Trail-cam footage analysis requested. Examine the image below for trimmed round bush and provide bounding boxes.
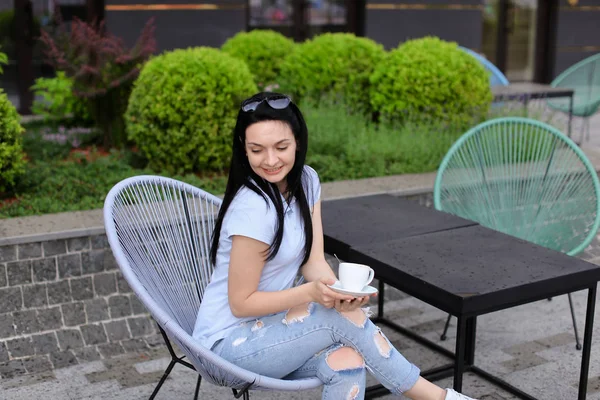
[126,47,257,173]
[369,36,493,126]
[279,33,385,113]
[0,89,26,192]
[221,29,296,89]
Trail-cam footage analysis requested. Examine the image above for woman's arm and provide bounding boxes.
[228,232,354,318]
[301,200,337,282]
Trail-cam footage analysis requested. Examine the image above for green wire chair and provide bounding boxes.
[547,53,600,143]
[434,117,600,349]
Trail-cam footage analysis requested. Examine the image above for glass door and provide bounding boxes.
[505,0,538,81]
[481,0,539,82]
[1,0,57,112]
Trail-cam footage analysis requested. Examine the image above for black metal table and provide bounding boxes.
[491,83,575,138]
[322,195,600,400]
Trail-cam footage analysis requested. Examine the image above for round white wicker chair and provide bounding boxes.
[103,175,322,399]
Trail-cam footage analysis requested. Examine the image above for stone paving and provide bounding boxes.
[2,234,600,400]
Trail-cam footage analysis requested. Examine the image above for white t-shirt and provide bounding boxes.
[192,165,321,349]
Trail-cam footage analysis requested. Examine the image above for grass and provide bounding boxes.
[302,101,464,182]
[1,99,566,218]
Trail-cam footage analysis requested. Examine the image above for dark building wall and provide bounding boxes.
[553,0,600,78]
[104,0,246,51]
[104,0,486,53]
[363,0,484,50]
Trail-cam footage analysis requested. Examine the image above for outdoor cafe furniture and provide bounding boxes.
[459,46,509,88]
[491,83,575,137]
[434,117,600,349]
[104,176,322,400]
[322,194,600,400]
[547,53,600,143]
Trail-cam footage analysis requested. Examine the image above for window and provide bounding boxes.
[249,0,293,27]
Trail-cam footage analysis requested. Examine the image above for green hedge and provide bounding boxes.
[279,33,385,113]
[0,90,26,192]
[370,36,492,126]
[126,47,257,174]
[221,29,296,89]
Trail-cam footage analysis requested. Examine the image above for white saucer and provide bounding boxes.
[327,281,379,297]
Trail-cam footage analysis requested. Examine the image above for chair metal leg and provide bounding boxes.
[151,323,200,399]
[568,293,582,350]
[232,386,251,399]
[585,118,591,142]
[194,375,201,400]
[579,117,587,144]
[440,314,452,341]
[149,359,177,400]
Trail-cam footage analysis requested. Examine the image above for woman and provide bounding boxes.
[193,92,477,400]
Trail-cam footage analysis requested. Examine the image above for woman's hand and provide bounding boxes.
[334,296,372,313]
[309,277,354,308]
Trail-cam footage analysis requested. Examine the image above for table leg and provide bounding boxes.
[454,316,467,392]
[568,94,574,139]
[578,284,597,400]
[465,317,477,366]
[377,280,385,318]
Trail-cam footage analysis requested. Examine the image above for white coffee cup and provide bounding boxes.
[338,262,375,292]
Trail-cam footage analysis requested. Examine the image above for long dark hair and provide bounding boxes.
[209,92,313,266]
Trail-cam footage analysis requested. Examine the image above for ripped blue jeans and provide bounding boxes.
[212,302,420,399]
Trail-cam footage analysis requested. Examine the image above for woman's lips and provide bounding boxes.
[262,166,283,175]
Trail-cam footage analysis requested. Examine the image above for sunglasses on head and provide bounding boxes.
[241,95,292,112]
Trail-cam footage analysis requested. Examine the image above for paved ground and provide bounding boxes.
[0,271,599,400]
[2,98,599,399]
[2,232,600,400]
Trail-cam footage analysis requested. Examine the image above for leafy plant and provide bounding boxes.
[369,36,493,127]
[126,47,257,174]
[31,71,92,124]
[279,33,385,113]
[0,89,27,193]
[39,10,156,148]
[0,151,227,218]
[221,29,296,89]
[0,46,7,74]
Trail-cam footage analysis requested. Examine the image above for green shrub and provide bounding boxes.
[221,29,296,89]
[279,33,385,113]
[31,71,92,124]
[0,89,26,192]
[1,151,227,218]
[0,48,6,74]
[126,47,257,173]
[370,36,492,127]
